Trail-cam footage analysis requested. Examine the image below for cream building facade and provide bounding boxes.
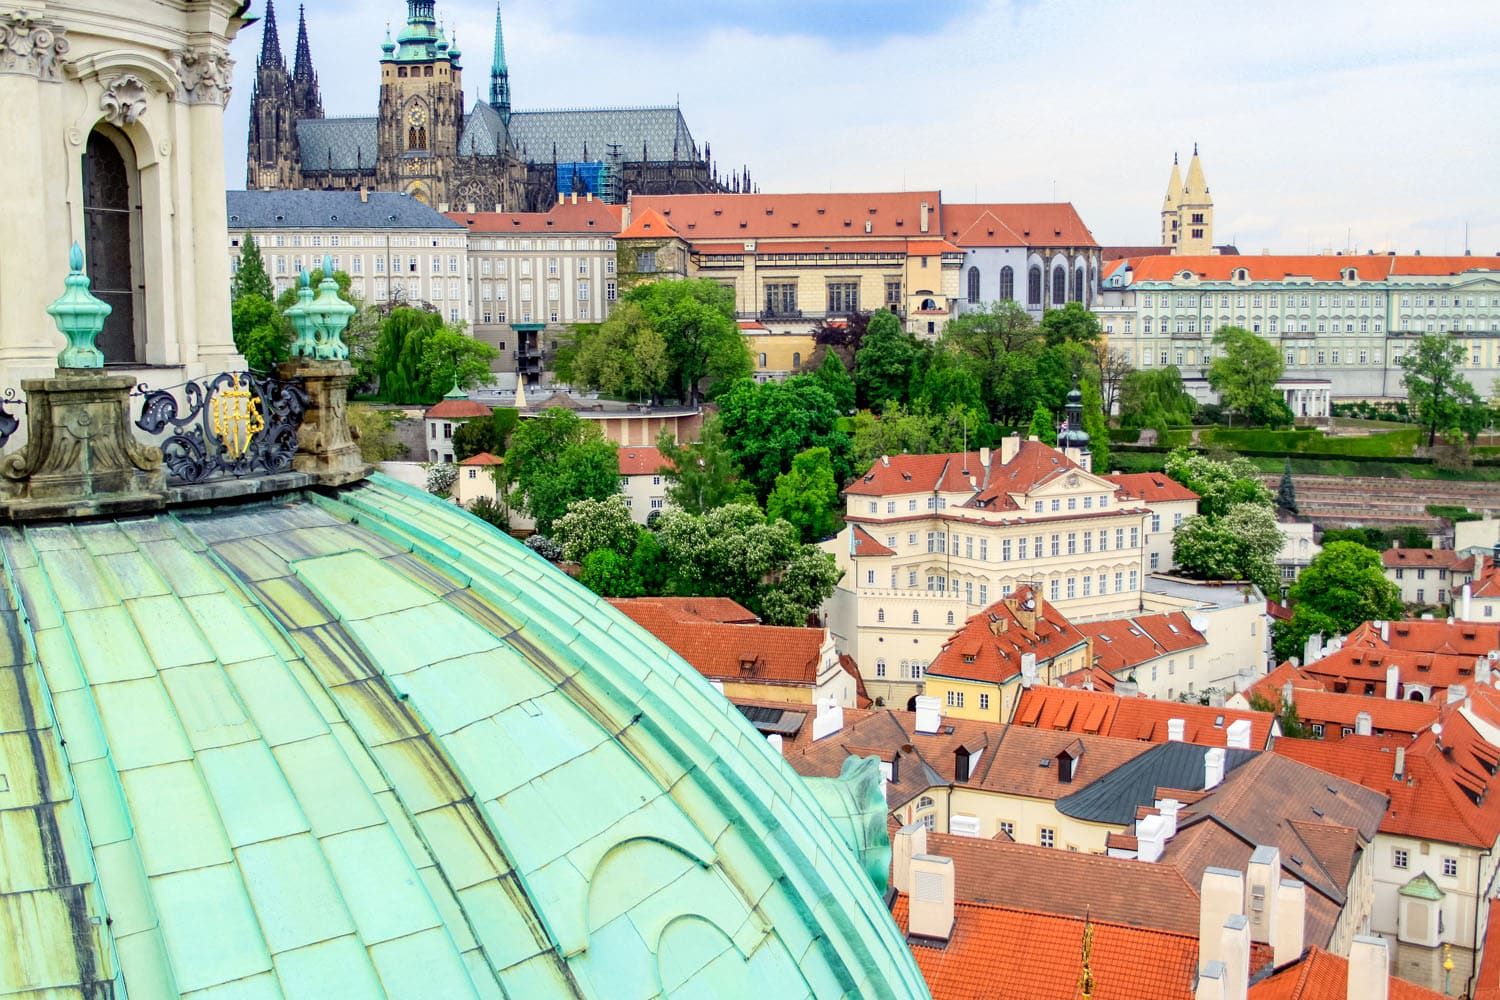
[1097,253,1500,401]
[0,0,245,387]
[227,189,469,319]
[944,203,1103,320]
[1161,147,1214,255]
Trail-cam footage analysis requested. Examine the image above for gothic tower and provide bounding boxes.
[1162,146,1214,255]
[246,0,300,189]
[377,0,466,205]
[490,2,510,121]
[290,4,324,121]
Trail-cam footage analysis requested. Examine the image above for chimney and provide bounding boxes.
[881,454,890,467]
[1355,711,1372,737]
[767,733,783,753]
[1281,680,1294,708]
[1272,879,1306,967]
[914,695,941,735]
[1463,583,1473,621]
[1137,812,1169,863]
[1115,678,1139,698]
[1226,719,1252,749]
[1377,619,1390,642]
[1020,652,1038,688]
[1195,961,1226,1000]
[1448,683,1468,705]
[1000,434,1021,465]
[1157,798,1181,839]
[359,187,369,203]
[1168,717,1186,742]
[891,821,927,894]
[1394,745,1406,781]
[1385,662,1400,700]
[1220,914,1250,1000]
[908,854,955,942]
[1478,656,1493,688]
[811,695,844,741]
[1244,846,1280,946]
[919,201,930,234]
[1303,632,1323,664]
[1347,935,1389,1000]
[1198,867,1245,968]
[571,191,578,204]
[586,191,593,202]
[1204,747,1226,790]
[978,446,991,469]
[558,192,565,205]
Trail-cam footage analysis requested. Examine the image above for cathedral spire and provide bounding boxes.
[291,4,323,118]
[1163,154,1182,210]
[490,2,511,120]
[259,0,285,68]
[1184,144,1209,199]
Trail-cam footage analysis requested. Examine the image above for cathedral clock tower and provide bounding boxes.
[376,0,465,205]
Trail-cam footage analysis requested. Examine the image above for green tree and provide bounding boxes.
[1248,692,1309,739]
[914,350,984,416]
[1208,326,1284,426]
[373,307,445,403]
[466,496,509,532]
[426,462,457,497]
[569,303,671,402]
[230,293,289,373]
[1119,366,1197,430]
[767,447,841,542]
[1039,301,1101,347]
[1172,502,1282,596]
[848,402,980,472]
[1164,448,1272,520]
[506,409,620,534]
[1277,459,1298,516]
[1273,541,1403,662]
[939,301,1039,421]
[626,278,749,404]
[347,404,406,462]
[452,407,519,462]
[812,351,856,414]
[1080,379,1110,471]
[1401,334,1482,446]
[716,376,851,499]
[1027,402,1056,445]
[758,549,842,627]
[418,325,498,399]
[657,414,755,514]
[854,309,924,411]
[231,232,274,302]
[552,494,639,564]
[579,549,645,598]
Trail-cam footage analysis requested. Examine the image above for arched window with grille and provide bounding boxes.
[999,266,1014,301]
[83,126,141,363]
[1028,266,1042,305]
[967,266,981,304]
[1052,265,1066,305]
[1075,266,1086,303]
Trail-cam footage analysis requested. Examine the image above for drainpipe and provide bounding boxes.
[1467,844,1494,999]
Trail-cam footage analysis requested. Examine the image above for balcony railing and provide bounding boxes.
[133,371,308,486]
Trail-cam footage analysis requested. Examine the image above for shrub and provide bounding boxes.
[525,535,562,561]
[467,496,509,531]
[426,462,457,497]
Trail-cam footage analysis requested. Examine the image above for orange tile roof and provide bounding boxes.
[1381,547,1476,571]
[927,588,1089,685]
[845,450,985,497]
[446,199,623,234]
[609,598,831,689]
[424,398,493,419]
[946,208,1024,248]
[972,724,1153,802]
[971,440,1086,506]
[943,203,1099,249]
[892,896,1198,1000]
[617,445,670,476]
[1389,255,1500,276]
[1106,472,1199,503]
[1349,618,1500,658]
[1013,686,1275,749]
[1473,557,1500,599]
[616,206,680,240]
[612,596,759,624]
[1249,945,1446,999]
[1274,688,1439,739]
[851,525,895,557]
[632,191,943,241]
[1078,612,1209,677]
[1301,644,1483,699]
[1126,255,1395,282]
[457,451,503,466]
[1473,898,1500,1000]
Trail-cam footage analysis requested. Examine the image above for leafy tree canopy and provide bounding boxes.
[766,446,842,543]
[1172,503,1283,598]
[716,375,852,499]
[347,404,406,462]
[657,413,755,514]
[1027,402,1056,446]
[1119,366,1197,430]
[625,278,749,404]
[848,402,982,473]
[552,494,639,564]
[1163,447,1272,520]
[1273,541,1403,661]
[567,303,670,403]
[231,293,288,373]
[854,309,925,411]
[812,350,856,414]
[231,232,274,302]
[1039,301,1102,347]
[452,407,519,462]
[1208,326,1286,426]
[1081,378,1110,471]
[506,409,619,534]
[1401,334,1483,446]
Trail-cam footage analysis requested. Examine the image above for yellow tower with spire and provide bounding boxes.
[1161,145,1214,254]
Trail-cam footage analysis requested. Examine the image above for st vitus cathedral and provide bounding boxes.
[248,0,748,210]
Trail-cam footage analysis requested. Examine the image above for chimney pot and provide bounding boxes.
[1394,745,1406,781]
[1245,846,1280,944]
[1226,718,1253,749]
[1355,711,1372,737]
[811,695,844,741]
[1220,914,1250,1000]
[1347,935,1389,1000]
[1204,747,1226,790]
[914,696,942,735]
[1168,718,1186,742]
[1272,879,1306,967]
[1199,867,1245,970]
[892,821,927,894]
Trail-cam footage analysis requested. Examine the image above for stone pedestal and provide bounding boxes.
[0,370,165,519]
[276,359,369,487]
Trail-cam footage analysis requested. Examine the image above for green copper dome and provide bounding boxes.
[0,475,927,998]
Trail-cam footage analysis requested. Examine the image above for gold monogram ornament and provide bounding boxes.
[210,373,265,459]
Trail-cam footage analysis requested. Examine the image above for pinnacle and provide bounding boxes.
[259,0,285,67]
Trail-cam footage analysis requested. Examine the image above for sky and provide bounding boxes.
[224,0,1500,255]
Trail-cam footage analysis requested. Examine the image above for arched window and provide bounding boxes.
[912,609,920,624]
[83,127,141,362]
[791,351,801,369]
[967,266,981,304]
[1028,266,1042,305]
[999,266,1014,301]
[1075,267,1086,303]
[917,796,935,811]
[946,610,955,625]
[877,608,885,623]
[1052,265,1066,305]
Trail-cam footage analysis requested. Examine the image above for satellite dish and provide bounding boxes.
[1021,598,1035,611]
[1190,616,1210,634]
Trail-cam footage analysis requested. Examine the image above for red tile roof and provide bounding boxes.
[1078,612,1208,677]
[446,199,623,234]
[632,191,943,242]
[1473,898,1500,1000]
[610,598,831,689]
[851,525,895,557]
[1269,688,1439,740]
[617,445,670,476]
[845,450,985,497]
[1106,472,1199,504]
[1300,643,1484,699]
[1389,255,1500,276]
[1381,547,1476,571]
[892,896,1198,1000]
[612,596,758,624]
[943,203,1099,249]
[927,588,1089,685]
[424,399,493,420]
[1473,557,1500,599]
[1126,255,1396,282]
[1348,618,1500,659]
[457,451,503,466]
[616,207,681,240]
[1012,686,1275,749]
[1249,945,1446,999]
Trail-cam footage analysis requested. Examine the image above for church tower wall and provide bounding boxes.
[377,0,465,206]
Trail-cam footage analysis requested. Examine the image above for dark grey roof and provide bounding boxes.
[226,190,464,230]
[459,102,509,156]
[1055,742,1257,826]
[296,116,377,173]
[509,105,696,163]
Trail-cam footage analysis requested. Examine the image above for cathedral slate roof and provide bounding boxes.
[509,106,697,163]
[227,189,464,230]
[295,116,377,173]
[458,101,509,156]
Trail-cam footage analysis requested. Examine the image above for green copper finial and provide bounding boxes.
[284,269,317,358]
[48,242,111,369]
[307,254,354,360]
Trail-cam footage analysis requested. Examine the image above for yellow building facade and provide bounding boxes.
[1161,146,1214,256]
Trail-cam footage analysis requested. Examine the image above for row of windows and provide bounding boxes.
[872,659,925,680]
[248,233,463,249]
[470,238,616,252]
[871,567,1140,611]
[477,256,616,278]
[1392,848,1459,878]
[867,525,1141,559]
[943,690,991,711]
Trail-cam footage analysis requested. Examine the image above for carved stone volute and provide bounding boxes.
[171,46,233,106]
[100,73,149,126]
[0,11,69,82]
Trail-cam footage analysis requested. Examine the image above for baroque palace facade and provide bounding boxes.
[247,0,739,211]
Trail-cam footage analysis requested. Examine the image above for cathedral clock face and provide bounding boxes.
[409,107,426,127]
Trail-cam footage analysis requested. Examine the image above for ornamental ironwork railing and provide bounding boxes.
[0,387,23,452]
[134,371,308,485]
